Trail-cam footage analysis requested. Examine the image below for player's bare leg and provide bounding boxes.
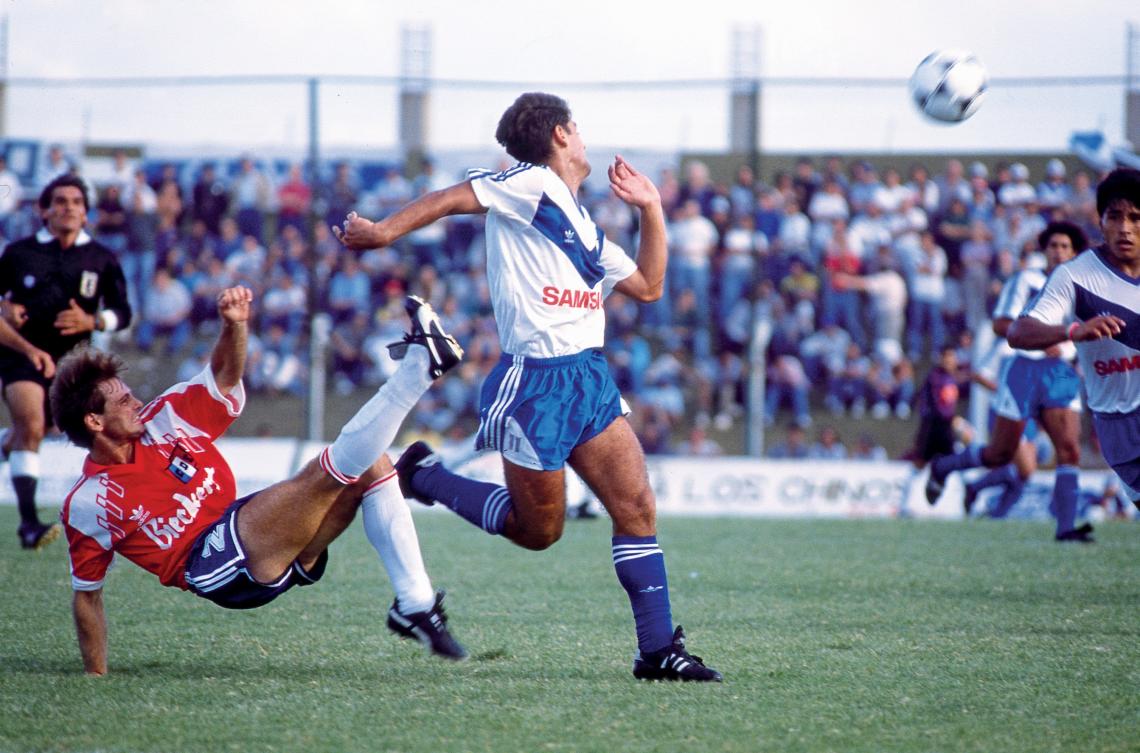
[4,381,59,548]
[500,463,567,550]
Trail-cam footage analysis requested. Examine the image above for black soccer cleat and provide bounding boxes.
[1055,522,1095,544]
[632,626,722,682]
[393,441,442,506]
[924,457,950,506]
[387,295,464,379]
[386,591,468,661]
[19,521,61,551]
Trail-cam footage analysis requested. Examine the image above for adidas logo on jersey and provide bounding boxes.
[563,228,576,244]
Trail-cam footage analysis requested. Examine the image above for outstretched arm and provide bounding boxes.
[610,156,667,302]
[212,286,252,395]
[73,589,107,675]
[1007,314,1126,350]
[333,181,484,251]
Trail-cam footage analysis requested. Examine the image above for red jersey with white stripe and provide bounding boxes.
[62,367,246,591]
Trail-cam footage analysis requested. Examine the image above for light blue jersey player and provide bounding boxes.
[1009,168,1140,515]
[334,93,721,682]
[926,222,1089,542]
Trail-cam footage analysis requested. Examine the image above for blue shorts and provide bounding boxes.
[992,356,1081,421]
[475,349,626,471]
[184,494,328,610]
[1092,411,1140,502]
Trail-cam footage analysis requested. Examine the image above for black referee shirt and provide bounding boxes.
[0,228,132,359]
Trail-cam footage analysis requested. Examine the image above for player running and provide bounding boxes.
[1007,168,1140,512]
[926,222,1089,541]
[55,287,468,674]
[336,92,721,682]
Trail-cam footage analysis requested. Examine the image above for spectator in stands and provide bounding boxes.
[809,425,847,460]
[95,184,129,254]
[260,271,307,342]
[277,163,312,234]
[189,255,233,333]
[907,162,940,216]
[851,433,888,461]
[807,178,850,249]
[155,169,184,233]
[847,161,881,215]
[728,164,758,219]
[764,353,812,429]
[792,157,820,209]
[826,342,873,418]
[935,196,971,269]
[678,159,716,216]
[846,199,891,261]
[873,167,911,216]
[716,213,765,331]
[779,256,820,332]
[136,267,193,356]
[374,166,412,219]
[968,165,997,222]
[327,253,372,326]
[820,223,866,348]
[635,404,675,456]
[122,170,158,313]
[677,427,723,457]
[998,162,1036,208]
[224,234,267,290]
[35,144,71,195]
[936,158,971,213]
[329,310,374,395]
[255,322,305,396]
[959,220,995,332]
[906,231,948,362]
[408,157,451,270]
[322,161,358,230]
[230,156,273,241]
[774,198,811,269]
[753,189,783,247]
[668,198,717,325]
[767,423,810,460]
[191,163,229,236]
[799,320,850,384]
[609,327,652,396]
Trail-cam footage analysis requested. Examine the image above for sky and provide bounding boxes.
[3,0,1138,164]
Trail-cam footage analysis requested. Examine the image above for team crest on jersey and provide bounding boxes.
[166,441,198,483]
[79,270,99,298]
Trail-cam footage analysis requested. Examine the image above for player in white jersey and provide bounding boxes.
[52,288,468,674]
[1008,168,1140,510]
[335,92,721,682]
[927,222,1090,541]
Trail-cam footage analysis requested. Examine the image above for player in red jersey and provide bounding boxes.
[52,287,466,674]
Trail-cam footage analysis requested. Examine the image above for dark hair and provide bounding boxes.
[49,347,126,449]
[1095,168,1140,217]
[494,92,571,164]
[1038,220,1088,254]
[38,174,90,213]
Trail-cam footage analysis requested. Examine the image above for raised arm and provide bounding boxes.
[73,588,107,675]
[211,286,252,394]
[610,156,667,302]
[333,181,484,251]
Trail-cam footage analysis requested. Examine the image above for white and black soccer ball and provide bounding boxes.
[909,50,987,123]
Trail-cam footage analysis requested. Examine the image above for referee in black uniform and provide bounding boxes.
[0,174,132,549]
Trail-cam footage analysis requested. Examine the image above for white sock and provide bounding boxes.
[322,348,434,483]
[9,450,40,478]
[361,472,435,613]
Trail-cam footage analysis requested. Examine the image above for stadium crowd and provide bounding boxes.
[0,147,1107,458]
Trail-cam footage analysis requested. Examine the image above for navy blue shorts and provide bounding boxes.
[475,349,626,471]
[184,494,328,610]
[1092,411,1140,503]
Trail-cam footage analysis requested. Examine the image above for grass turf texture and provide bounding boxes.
[1,505,1137,753]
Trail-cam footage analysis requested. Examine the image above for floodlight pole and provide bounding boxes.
[305,76,328,442]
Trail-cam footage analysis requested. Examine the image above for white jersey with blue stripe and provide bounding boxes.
[1022,248,1140,415]
[993,267,1076,362]
[468,163,638,358]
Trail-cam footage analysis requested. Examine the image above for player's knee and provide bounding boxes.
[1054,442,1080,465]
[983,445,1016,467]
[512,515,564,551]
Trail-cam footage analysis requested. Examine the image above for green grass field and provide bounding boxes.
[2,506,1137,753]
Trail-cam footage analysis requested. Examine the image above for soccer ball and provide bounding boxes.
[909,50,987,123]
